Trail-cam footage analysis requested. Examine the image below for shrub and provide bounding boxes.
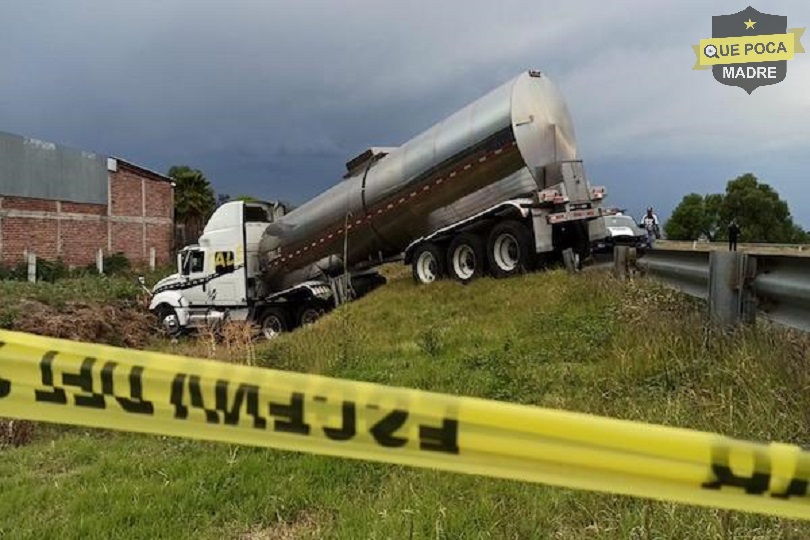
[0,252,133,283]
[36,258,70,282]
[103,252,131,275]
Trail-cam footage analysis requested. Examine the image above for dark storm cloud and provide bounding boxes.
[1,1,809,224]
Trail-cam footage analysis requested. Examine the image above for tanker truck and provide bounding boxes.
[147,70,608,339]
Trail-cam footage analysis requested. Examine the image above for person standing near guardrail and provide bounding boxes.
[728,219,741,251]
[641,207,660,248]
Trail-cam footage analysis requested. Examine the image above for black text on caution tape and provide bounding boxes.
[3,350,459,455]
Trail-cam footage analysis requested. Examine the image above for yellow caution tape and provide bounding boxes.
[1,329,809,520]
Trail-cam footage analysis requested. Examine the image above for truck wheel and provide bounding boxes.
[487,220,534,278]
[259,307,288,341]
[156,305,182,337]
[412,243,445,284]
[447,233,486,283]
[296,303,325,327]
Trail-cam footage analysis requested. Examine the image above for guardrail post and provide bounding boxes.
[562,248,577,274]
[708,251,749,327]
[613,246,628,280]
[613,246,639,281]
[741,256,757,324]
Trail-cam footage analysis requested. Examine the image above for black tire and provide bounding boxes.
[486,220,535,278]
[446,233,486,283]
[411,242,445,284]
[156,304,182,337]
[352,272,387,297]
[295,302,326,327]
[259,307,289,341]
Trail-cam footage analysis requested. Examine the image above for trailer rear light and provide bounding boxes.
[537,190,561,202]
[548,208,600,224]
[537,195,569,204]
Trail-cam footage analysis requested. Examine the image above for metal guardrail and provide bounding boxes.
[636,250,710,300]
[751,255,810,331]
[636,249,810,332]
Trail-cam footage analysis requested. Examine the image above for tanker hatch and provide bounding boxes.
[343,146,397,178]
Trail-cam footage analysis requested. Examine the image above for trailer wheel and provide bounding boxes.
[487,220,534,278]
[447,233,486,283]
[412,243,445,284]
[259,307,288,341]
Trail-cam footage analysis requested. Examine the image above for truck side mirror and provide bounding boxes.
[136,276,152,297]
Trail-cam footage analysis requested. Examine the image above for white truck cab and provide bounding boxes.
[147,200,380,339]
[149,200,276,337]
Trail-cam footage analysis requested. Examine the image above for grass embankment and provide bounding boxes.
[2,268,810,538]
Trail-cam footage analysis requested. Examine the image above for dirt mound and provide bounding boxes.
[1,300,155,450]
[12,299,154,348]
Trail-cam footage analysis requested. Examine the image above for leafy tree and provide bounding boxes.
[168,165,216,242]
[703,193,724,240]
[664,193,722,241]
[790,224,810,243]
[720,173,798,243]
[665,173,807,244]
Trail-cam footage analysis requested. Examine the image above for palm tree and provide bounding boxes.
[168,165,216,244]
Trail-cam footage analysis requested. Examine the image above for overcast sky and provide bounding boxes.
[2,1,809,225]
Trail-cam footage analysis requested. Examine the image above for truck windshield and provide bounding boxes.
[604,216,638,230]
[180,250,205,275]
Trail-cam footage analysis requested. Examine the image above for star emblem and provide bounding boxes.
[744,18,756,30]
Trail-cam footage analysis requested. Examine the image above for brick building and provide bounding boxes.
[0,131,174,267]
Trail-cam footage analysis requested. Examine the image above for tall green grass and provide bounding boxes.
[2,269,809,539]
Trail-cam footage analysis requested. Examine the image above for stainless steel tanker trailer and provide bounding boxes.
[146,70,609,339]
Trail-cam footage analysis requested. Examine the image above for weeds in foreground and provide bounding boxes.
[0,420,33,449]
